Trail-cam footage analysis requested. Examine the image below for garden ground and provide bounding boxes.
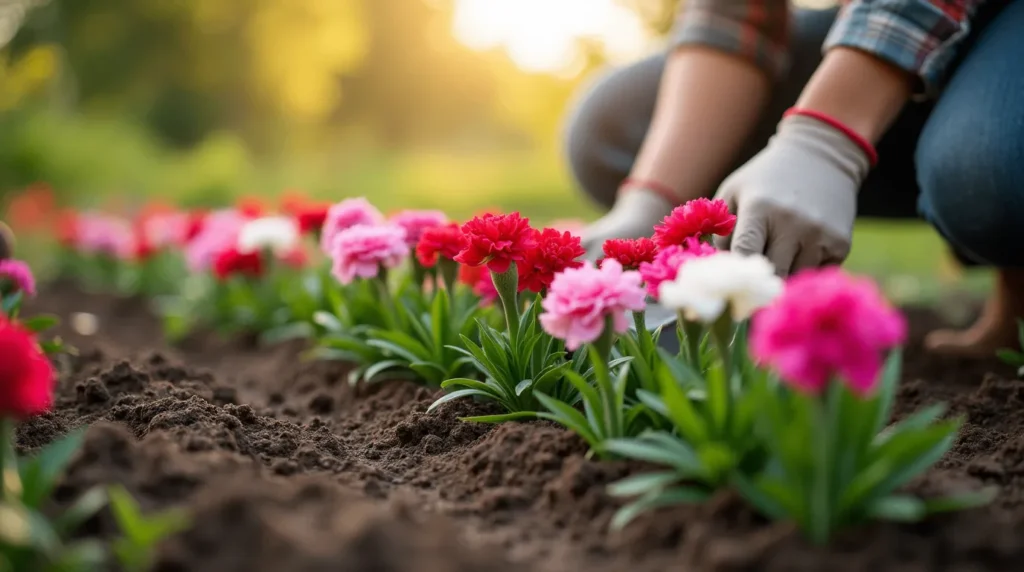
[18,281,1024,571]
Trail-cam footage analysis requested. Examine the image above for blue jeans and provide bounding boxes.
[564,0,1024,267]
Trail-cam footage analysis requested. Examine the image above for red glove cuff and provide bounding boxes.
[619,177,679,205]
[783,108,879,166]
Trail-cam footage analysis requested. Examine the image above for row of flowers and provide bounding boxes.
[6,190,996,546]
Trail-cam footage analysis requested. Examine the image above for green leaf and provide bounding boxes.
[657,368,709,444]
[606,471,681,497]
[19,429,86,509]
[603,436,702,475]
[427,389,496,413]
[20,314,59,334]
[610,486,711,530]
[1,291,24,315]
[865,494,926,522]
[459,411,538,423]
[872,350,904,434]
[514,379,533,397]
[732,474,797,521]
[441,377,507,400]
[363,360,406,383]
[535,392,600,446]
[995,348,1024,366]
[922,487,998,513]
[312,311,344,332]
[52,486,108,537]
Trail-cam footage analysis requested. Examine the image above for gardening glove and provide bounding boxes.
[713,114,872,276]
[580,187,674,260]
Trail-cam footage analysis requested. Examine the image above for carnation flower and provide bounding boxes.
[329,224,409,285]
[237,216,300,255]
[213,247,264,280]
[750,267,907,396]
[455,212,537,274]
[0,259,36,297]
[0,317,54,419]
[653,198,736,248]
[185,211,208,242]
[75,212,136,259]
[638,238,716,298]
[416,222,467,267]
[518,228,585,293]
[459,264,498,304]
[390,210,448,248]
[320,198,384,253]
[658,250,783,323]
[139,211,190,251]
[185,209,249,273]
[539,259,646,351]
[236,196,266,218]
[602,237,658,270]
[293,203,330,235]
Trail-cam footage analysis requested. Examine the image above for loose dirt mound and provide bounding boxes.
[16,283,1024,571]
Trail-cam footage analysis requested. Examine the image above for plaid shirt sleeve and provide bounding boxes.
[824,0,988,96]
[671,0,792,80]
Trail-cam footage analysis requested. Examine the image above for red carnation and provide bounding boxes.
[653,198,736,248]
[185,211,207,242]
[295,204,330,235]
[416,223,467,268]
[0,317,54,419]
[237,196,265,219]
[602,237,658,270]
[212,248,263,280]
[454,212,538,274]
[518,228,585,293]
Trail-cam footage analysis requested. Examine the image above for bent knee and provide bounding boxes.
[563,55,663,209]
[916,121,1024,266]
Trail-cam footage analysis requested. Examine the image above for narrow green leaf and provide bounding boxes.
[459,411,538,423]
[20,314,59,334]
[610,486,711,530]
[865,494,927,522]
[872,350,904,434]
[19,429,86,508]
[921,487,998,513]
[536,392,600,446]
[606,471,681,497]
[312,310,344,332]
[363,360,406,383]
[52,486,108,537]
[427,389,496,412]
[515,379,533,397]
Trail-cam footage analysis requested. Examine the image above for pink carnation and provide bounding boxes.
[320,198,384,254]
[750,267,907,396]
[0,259,36,297]
[75,213,136,259]
[184,209,248,273]
[390,209,448,248]
[638,238,716,298]
[330,224,410,285]
[539,259,646,351]
[142,212,190,249]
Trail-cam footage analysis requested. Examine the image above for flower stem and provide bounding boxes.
[374,273,398,329]
[680,316,703,371]
[0,418,21,502]
[490,264,521,346]
[711,313,734,382]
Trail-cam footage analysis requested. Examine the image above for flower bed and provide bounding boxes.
[1,192,1021,571]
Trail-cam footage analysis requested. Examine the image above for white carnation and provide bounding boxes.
[658,251,783,323]
[237,216,299,254]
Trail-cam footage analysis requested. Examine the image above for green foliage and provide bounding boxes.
[429,295,590,422]
[734,351,995,544]
[1,287,67,356]
[1,428,108,572]
[536,344,650,458]
[108,485,190,572]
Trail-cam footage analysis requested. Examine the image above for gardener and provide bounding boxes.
[566,0,1024,358]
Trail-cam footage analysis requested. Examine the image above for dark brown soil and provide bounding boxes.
[16,281,1024,571]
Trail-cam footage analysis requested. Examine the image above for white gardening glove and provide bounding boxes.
[580,188,674,260]
[713,114,872,276]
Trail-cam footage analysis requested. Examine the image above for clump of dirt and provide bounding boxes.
[17,283,1024,571]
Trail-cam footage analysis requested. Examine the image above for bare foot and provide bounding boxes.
[924,268,1024,358]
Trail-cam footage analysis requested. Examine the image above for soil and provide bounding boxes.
[16,281,1024,571]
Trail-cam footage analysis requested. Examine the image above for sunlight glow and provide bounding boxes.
[452,0,650,74]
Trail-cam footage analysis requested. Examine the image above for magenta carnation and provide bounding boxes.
[0,259,36,297]
[320,198,384,254]
[390,209,448,248]
[330,224,410,285]
[539,259,646,351]
[750,267,907,396]
[184,209,248,273]
[638,238,716,298]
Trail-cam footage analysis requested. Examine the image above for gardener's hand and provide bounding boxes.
[580,188,673,260]
[713,114,872,276]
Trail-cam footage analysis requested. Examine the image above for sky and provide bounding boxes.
[451,0,650,74]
